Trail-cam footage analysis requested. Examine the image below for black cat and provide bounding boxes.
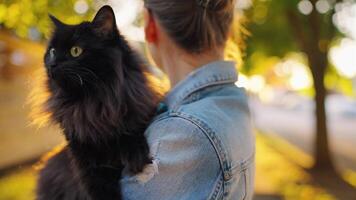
[36,6,160,200]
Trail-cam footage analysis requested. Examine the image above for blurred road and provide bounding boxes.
[0,32,64,171]
[251,93,356,171]
[0,78,64,170]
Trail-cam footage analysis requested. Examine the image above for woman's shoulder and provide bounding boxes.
[145,115,209,149]
[155,86,255,174]
[124,116,222,200]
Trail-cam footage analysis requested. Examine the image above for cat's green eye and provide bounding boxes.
[70,46,83,57]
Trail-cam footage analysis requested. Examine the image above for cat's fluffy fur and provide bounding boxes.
[36,6,160,200]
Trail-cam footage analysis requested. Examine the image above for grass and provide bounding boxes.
[0,168,36,200]
[0,133,355,200]
[255,133,336,200]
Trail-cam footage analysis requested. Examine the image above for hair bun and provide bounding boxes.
[145,0,235,53]
[196,0,234,11]
[196,0,212,8]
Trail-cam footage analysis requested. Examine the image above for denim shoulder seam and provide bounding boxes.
[168,111,233,181]
[171,80,236,110]
[230,153,255,173]
[208,173,224,200]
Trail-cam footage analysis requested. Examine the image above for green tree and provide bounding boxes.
[0,0,96,40]
[244,0,354,172]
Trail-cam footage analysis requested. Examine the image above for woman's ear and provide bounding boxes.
[144,9,158,44]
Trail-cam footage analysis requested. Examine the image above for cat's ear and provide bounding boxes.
[92,5,117,37]
[49,14,65,29]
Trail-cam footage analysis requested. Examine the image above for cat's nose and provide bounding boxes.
[47,58,57,68]
[49,63,57,68]
[47,63,57,70]
[47,49,57,69]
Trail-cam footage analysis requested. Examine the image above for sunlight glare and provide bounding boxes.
[235,74,266,93]
[298,0,314,15]
[316,0,331,14]
[329,38,356,78]
[275,59,312,90]
[333,2,356,39]
[249,75,266,94]
[289,65,312,90]
[74,0,89,14]
[107,0,144,42]
[236,0,252,10]
[235,73,249,88]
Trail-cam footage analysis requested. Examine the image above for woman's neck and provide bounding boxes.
[160,48,225,87]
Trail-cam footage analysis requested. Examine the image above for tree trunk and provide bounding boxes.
[286,4,336,172]
[309,56,335,171]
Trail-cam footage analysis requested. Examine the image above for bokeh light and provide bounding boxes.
[275,59,313,90]
[316,0,331,14]
[298,0,314,15]
[333,1,356,39]
[74,0,89,15]
[329,38,356,78]
[107,0,144,42]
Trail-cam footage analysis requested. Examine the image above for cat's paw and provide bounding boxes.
[127,151,152,174]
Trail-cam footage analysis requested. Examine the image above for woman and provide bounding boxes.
[121,0,255,199]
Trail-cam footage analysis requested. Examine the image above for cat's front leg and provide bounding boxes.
[77,164,124,200]
[36,147,89,200]
[68,141,124,200]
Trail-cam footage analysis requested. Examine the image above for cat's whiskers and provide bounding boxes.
[75,73,84,86]
[62,69,86,86]
[79,66,102,82]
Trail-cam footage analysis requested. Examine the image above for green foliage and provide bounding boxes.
[244,0,298,58]
[243,0,355,96]
[325,65,355,97]
[0,168,36,200]
[0,0,97,40]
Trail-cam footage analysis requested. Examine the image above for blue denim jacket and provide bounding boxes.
[121,61,255,200]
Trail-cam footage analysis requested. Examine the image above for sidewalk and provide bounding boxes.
[0,77,64,171]
[2,133,355,200]
[254,133,356,200]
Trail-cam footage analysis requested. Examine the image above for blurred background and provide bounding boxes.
[0,0,355,199]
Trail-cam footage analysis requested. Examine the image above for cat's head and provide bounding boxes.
[45,6,126,96]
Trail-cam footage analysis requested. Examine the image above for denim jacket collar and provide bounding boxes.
[164,60,238,109]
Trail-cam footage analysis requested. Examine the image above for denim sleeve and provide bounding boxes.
[120,117,222,200]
